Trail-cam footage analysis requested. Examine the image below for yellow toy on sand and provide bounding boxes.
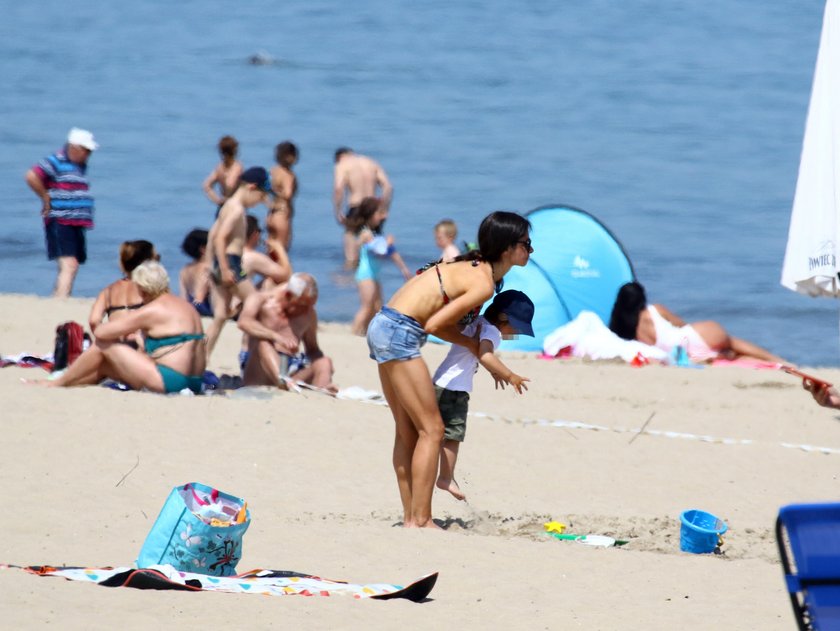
[543,521,566,534]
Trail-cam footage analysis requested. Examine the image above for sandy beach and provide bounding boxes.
[0,293,837,629]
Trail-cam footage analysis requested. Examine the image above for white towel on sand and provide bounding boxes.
[543,311,668,362]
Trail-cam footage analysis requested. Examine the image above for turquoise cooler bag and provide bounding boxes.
[137,482,250,576]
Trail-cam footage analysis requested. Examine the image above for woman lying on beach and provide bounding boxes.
[367,210,533,528]
[88,240,159,339]
[45,261,206,394]
[608,281,785,364]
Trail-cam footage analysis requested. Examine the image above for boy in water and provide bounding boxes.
[432,290,535,501]
[204,166,272,360]
[434,219,461,262]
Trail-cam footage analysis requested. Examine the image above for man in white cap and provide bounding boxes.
[25,128,99,297]
[237,272,337,392]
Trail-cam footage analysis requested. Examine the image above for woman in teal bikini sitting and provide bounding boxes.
[47,261,206,394]
[88,240,159,345]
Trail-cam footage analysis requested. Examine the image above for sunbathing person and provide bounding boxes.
[608,281,785,363]
[237,272,336,392]
[88,240,158,336]
[45,261,206,394]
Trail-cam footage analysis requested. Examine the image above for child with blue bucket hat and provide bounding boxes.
[432,289,534,502]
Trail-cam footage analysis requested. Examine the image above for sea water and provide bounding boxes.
[0,1,836,366]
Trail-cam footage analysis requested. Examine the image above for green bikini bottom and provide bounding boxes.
[157,365,203,394]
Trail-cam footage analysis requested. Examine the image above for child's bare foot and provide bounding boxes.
[436,477,466,501]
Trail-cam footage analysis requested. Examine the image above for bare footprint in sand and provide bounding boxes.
[436,478,466,501]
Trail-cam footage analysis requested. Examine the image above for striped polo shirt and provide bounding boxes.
[32,147,94,228]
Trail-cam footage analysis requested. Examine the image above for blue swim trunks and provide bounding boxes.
[212,253,247,284]
[366,306,427,363]
[187,292,213,317]
[45,219,87,263]
[238,350,309,377]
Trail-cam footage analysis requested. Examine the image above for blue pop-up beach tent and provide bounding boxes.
[495,204,636,351]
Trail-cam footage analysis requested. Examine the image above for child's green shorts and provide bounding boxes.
[435,385,470,442]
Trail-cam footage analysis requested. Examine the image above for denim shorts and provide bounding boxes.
[367,306,427,363]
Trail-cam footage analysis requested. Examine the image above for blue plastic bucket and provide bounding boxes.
[679,509,728,553]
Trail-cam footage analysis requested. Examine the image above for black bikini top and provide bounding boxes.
[104,302,144,316]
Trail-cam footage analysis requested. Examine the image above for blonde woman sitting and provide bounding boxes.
[46,261,206,394]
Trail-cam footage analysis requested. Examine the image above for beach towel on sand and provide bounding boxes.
[17,564,437,602]
[0,353,54,371]
[543,311,668,362]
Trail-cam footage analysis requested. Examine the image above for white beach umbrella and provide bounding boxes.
[781,0,840,297]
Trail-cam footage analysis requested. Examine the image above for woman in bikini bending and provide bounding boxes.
[46,261,207,394]
[89,240,159,341]
[366,210,533,528]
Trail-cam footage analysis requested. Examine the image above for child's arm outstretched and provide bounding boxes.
[378,234,411,279]
[477,340,530,394]
[389,249,412,280]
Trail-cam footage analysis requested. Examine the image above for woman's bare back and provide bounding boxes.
[635,308,657,345]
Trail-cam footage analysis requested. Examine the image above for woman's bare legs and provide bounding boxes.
[47,339,164,391]
[728,337,785,363]
[267,210,291,250]
[692,320,785,363]
[47,343,110,386]
[379,364,416,524]
[379,359,445,528]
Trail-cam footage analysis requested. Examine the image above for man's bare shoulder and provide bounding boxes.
[334,158,351,174]
[357,154,381,170]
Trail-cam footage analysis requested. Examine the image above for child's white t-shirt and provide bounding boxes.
[432,316,502,393]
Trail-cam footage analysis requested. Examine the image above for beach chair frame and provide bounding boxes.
[776,502,840,631]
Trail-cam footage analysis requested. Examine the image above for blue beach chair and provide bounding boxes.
[776,503,840,631]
